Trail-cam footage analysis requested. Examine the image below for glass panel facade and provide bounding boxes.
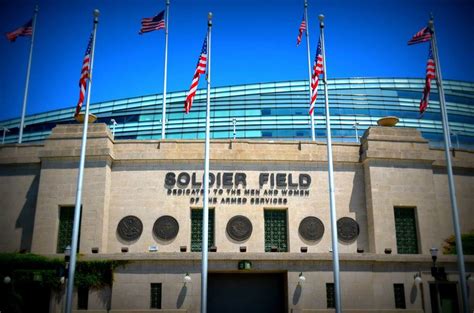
[191,209,215,252]
[1,78,473,149]
[264,210,287,252]
[394,207,419,254]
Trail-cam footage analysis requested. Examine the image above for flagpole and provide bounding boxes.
[319,14,342,313]
[304,0,315,141]
[161,0,170,139]
[18,5,38,144]
[64,9,99,313]
[429,17,469,313]
[201,12,212,313]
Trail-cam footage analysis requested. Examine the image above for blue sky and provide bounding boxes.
[0,0,473,121]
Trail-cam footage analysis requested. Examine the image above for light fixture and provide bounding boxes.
[467,274,473,284]
[414,272,422,286]
[64,245,71,262]
[298,272,306,285]
[429,247,446,281]
[184,273,191,284]
[3,276,11,284]
[430,247,438,264]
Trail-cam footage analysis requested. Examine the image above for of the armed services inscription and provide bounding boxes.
[165,172,311,205]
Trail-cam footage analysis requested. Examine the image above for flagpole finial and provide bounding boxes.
[318,14,325,27]
[208,12,213,26]
[34,4,39,12]
[93,9,100,22]
[166,0,170,5]
[304,0,308,8]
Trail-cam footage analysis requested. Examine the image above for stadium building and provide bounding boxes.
[1,78,474,148]
[0,78,473,313]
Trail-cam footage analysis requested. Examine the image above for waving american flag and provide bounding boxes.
[184,37,208,113]
[408,26,432,45]
[75,34,93,116]
[309,37,323,115]
[296,15,306,46]
[419,43,436,114]
[6,19,33,42]
[139,10,165,35]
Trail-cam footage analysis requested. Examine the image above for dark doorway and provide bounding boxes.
[429,282,459,313]
[208,273,286,313]
[16,283,50,313]
[0,282,50,313]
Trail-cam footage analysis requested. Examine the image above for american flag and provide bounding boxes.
[5,19,33,42]
[309,37,323,115]
[296,15,306,46]
[419,43,436,114]
[75,34,93,117]
[408,26,432,45]
[139,10,165,34]
[184,37,208,114]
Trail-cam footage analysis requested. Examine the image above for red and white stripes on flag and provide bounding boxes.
[184,37,208,113]
[407,26,432,45]
[75,34,93,117]
[296,15,306,46]
[309,37,323,115]
[420,43,436,114]
[5,19,33,42]
[139,10,165,35]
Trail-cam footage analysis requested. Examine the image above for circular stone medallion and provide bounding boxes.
[153,215,179,241]
[337,217,360,242]
[117,216,143,241]
[298,216,325,241]
[226,215,253,241]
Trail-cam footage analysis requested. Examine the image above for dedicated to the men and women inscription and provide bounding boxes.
[164,171,311,205]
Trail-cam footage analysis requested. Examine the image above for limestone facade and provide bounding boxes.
[0,123,473,312]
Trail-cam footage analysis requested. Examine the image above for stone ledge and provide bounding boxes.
[361,126,428,143]
[108,311,187,313]
[298,308,424,313]
[0,144,42,164]
[48,123,113,140]
[46,252,474,264]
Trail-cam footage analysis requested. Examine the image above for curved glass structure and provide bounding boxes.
[1,77,473,148]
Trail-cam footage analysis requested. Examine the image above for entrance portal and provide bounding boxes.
[429,282,459,313]
[208,273,286,313]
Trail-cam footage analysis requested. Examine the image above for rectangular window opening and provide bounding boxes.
[77,286,89,310]
[264,210,288,252]
[394,207,419,254]
[191,209,215,252]
[150,283,162,309]
[57,206,81,253]
[326,283,335,308]
[393,283,406,309]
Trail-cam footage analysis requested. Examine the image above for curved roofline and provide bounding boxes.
[1,77,473,124]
